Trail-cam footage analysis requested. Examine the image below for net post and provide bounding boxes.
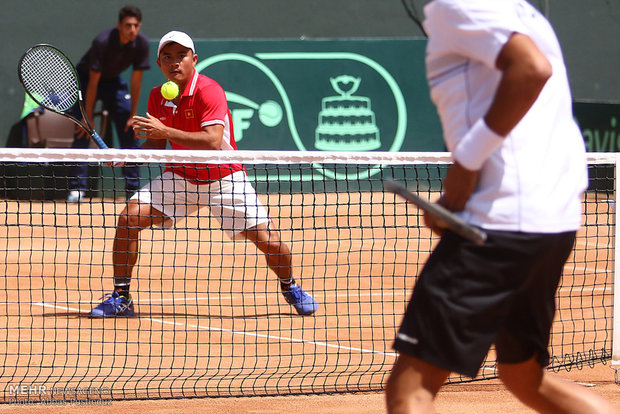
[613,154,620,383]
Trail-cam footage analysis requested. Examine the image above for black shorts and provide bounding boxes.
[393,229,576,378]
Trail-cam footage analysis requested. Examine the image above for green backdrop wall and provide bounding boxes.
[142,39,441,151]
[3,0,619,148]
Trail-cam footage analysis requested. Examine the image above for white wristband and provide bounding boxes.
[453,118,505,171]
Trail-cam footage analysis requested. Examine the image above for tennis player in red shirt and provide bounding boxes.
[89,31,318,318]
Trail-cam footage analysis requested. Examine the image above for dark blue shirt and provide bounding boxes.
[76,28,150,81]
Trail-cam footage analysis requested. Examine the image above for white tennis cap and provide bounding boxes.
[157,31,195,56]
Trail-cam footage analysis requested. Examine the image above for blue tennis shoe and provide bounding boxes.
[89,291,135,317]
[282,284,318,316]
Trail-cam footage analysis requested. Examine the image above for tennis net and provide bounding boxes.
[0,148,615,403]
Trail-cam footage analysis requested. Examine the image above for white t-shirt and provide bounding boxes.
[423,0,587,233]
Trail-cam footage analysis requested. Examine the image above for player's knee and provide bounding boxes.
[498,362,540,397]
[257,237,284,255]
[116,209,143,231]
[498,363,516,382]
[268,238,291,258]
[498,367,518,391]
[250,227,277,245]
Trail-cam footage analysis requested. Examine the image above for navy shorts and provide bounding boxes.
[393,229,576,378]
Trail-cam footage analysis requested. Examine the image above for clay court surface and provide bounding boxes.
[0,190,617,412]
[2,366,619,413]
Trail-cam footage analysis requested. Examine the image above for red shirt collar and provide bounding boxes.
[179,69,199,98]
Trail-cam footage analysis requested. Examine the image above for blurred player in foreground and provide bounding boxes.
[385,1,618,413]
[89,31,318,318]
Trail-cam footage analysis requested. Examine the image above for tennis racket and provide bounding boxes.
[384,179,487,245]
[17,44,108,149]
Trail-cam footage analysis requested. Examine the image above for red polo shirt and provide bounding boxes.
[147,69,244,184]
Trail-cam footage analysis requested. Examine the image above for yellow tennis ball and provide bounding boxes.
[161,81,179,100]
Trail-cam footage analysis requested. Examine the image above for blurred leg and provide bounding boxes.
[385,354,450,414]
[498,356,618,413]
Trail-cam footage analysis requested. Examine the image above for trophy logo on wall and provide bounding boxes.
[315,75,381,151]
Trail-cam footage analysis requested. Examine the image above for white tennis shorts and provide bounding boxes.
[131,170,270,237]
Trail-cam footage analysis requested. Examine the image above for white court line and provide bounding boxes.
[574,239,614,249]
[569,266,612,274]
[32,302,398,358]
[557,287,609,293]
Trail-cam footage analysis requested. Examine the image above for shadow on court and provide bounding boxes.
[40,311,298,319]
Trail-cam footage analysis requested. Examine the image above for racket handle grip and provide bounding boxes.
[91,131,108,149]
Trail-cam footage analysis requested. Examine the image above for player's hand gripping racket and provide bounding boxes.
[384,180,487,245]
[18,44,108,149]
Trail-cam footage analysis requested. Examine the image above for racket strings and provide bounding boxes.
[19,46,79,112]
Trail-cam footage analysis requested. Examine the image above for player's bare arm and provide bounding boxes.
[433,162,479,217]
[425,161,479,236]
[133,113,223,149]
[440,33,552,214]
[485,33,552,136]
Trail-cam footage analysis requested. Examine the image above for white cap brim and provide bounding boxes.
[157,31,195,56]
